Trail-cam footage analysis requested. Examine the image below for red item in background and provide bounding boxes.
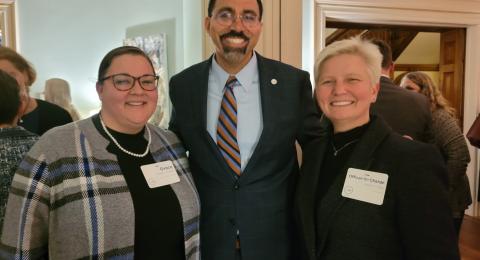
[467,114,480,148]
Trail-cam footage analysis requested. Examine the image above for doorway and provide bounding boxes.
[324,22,466,126]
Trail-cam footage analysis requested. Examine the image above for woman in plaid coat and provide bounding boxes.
[0,46,200,260]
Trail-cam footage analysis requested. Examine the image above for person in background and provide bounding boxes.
[0,70,38,234]
[295,37,459,260]
[0,47,73,135]
[393,71,408,86]
[0,46,200,259]
[370,39,433,142]
[400,71,472,234]
[44,77,81,121]
[169,0,322,259]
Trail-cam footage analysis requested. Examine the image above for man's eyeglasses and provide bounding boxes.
[214,10,260,29]
[100,73,159,91]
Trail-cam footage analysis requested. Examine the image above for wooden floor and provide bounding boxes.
[459,215,480,260]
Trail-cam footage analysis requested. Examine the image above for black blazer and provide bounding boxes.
[295,116,459,260]
[371,76,433,143]
[169,53,322,260]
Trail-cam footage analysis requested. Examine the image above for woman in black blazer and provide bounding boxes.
[295,37,459,260]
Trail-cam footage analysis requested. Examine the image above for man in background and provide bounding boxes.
[370,39,433,142]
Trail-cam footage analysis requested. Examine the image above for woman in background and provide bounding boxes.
[0,70,38,233]
[0,46,200,259]
[400,71,472,234]
[0,47,72,135]
[44,77,81,121]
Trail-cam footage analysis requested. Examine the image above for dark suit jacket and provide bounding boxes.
[295,116,459,260]
[169,53,322,260]
[371,76,433,143]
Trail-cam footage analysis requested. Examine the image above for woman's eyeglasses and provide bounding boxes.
[100,73,159,91]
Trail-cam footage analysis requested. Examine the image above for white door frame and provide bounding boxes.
[304,0,480,216]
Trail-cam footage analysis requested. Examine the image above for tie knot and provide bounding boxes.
[226,76,237,88]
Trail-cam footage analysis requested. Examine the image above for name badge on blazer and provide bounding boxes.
[140,160,180,188]
[341,168,388,205]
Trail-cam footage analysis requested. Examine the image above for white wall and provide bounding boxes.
[16,0,202,117]
[302,0,314,74]
[183,0,203,68]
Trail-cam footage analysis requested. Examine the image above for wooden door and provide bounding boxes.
[439,29,466,125]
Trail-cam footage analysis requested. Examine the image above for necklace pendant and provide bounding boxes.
[331,138,359,157]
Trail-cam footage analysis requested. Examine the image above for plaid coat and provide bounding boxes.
[0,117,200,259]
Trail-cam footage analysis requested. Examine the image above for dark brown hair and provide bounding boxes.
[0,69,22,124]
[403,71,457,117]
[371,39,393,70]
[0,46,36,86]
[97,46,154,83]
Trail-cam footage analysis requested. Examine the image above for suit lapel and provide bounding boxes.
[195,57,235,175]
[316,116,391,254]
[198,56,213,129]
[241,53,275,175]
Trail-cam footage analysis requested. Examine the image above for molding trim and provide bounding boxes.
[395,64,439,71]
[316,0,480,14]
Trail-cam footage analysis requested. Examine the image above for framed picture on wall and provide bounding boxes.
[0,1,15,49]
[124,34,169,129]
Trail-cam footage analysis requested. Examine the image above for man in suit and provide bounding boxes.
[370,39,433,142]
[168,0,321,259]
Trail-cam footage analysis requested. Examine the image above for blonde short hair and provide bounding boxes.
[314,37,382,86]
[44,78,81,121]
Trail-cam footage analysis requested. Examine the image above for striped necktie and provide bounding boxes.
[217,76,241,175]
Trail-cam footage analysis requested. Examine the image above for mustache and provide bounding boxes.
[220,31,249,41]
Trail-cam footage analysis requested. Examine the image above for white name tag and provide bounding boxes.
[140,160,180,188]
[341,168,388,205]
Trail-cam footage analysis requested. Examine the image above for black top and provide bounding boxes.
[93,116,185,260]
[315,123,369,201]
[315,122,369,257]
[19,99,73,136]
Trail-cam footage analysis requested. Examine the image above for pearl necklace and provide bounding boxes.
[99,116,151,157]
[331,139,359,156]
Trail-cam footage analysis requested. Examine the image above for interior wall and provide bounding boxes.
[395,32,440,85]
[16,0,202,118]
[302,0,315,75]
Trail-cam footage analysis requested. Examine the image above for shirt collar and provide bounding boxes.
[211,52,258,92]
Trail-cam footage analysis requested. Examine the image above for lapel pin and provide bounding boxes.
[271,78,278,85]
